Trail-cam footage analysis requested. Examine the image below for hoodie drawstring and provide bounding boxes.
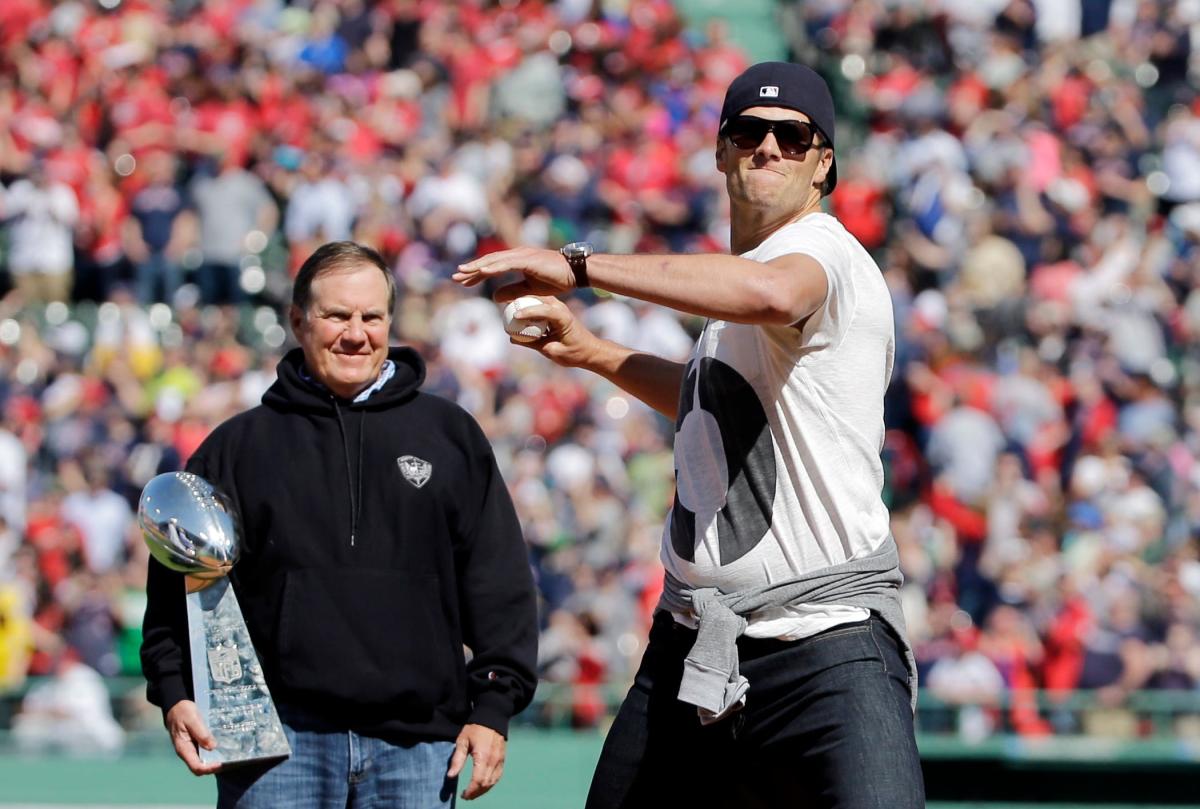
[332,401,366,546]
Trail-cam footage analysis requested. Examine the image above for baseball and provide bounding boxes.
[502,296,551,342]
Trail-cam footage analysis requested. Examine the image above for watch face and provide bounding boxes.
[564,242,592,259]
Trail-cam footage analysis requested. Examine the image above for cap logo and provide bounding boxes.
[759,86,779,98]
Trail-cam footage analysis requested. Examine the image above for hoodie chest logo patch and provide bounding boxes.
[397,455,433,489]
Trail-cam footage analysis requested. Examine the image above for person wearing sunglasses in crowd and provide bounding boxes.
[454,62,923,808]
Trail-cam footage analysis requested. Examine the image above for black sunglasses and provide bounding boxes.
[723,115,821,157]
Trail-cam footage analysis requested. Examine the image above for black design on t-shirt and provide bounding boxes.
[670,357,776,565]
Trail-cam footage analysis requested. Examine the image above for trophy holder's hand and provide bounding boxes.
[165,700,222,776]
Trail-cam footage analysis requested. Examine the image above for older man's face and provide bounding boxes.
[290,264,392,399]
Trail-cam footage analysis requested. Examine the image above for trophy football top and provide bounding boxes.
[139,471,241,579]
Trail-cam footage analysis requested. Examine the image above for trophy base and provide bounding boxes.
[187,578,291,766]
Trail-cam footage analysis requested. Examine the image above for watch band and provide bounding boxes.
[567,254,589,289]
[561,242,593,289]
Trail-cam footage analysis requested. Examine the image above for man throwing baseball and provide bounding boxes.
[454,62,924,808]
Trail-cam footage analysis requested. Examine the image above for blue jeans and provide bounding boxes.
[216,705,457,808]
[586,612,925,808]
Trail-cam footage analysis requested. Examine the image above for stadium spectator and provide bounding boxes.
[125,152,194,305]
[188,153,278,305]
[1,158,78,304]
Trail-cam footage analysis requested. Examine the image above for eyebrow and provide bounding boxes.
[316,306,389,317]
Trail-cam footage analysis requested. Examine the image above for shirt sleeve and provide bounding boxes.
[756,220,857,351]
[452,418,538,737]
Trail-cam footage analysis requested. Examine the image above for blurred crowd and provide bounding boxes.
[0,0,1198,749]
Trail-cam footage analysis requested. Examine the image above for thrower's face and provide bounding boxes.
[290,263,392,400]
[716,105,833,217]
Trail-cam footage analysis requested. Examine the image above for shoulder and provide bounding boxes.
[404,392,496,454]
[197,404,273,450]
[759,213,851,254]
[748,214,853,275]
[410,391,486,431]
[782,213,854,247]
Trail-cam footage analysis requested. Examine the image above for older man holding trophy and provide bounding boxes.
[140,241,539,807]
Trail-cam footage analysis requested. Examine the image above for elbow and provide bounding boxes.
[743,274,818,326]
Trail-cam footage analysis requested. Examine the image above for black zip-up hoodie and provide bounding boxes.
[141,347,538,740]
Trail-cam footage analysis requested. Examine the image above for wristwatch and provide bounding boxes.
[560,241,594,289]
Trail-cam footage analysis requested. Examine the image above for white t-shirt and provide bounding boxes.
[3,180,78,274]
[662,213,895,640]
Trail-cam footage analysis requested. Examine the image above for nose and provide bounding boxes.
[755,131,783,160]
[343,315,367,342]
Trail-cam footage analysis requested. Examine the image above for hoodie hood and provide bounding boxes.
[263,346,426,412]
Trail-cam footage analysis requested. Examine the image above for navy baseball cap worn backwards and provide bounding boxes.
[719,61,838,193]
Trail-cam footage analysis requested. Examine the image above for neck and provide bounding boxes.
[729,195,824,254]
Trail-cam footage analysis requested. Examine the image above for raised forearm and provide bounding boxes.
[456,246,825,326]
[580,338,685,420]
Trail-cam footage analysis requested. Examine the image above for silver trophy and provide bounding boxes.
[139,472,290,766]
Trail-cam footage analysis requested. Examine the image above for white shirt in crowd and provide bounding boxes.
[61,488,133,575]
[2,179,79,275]
[285,177,356,244]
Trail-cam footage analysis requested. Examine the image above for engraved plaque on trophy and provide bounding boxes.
[139,472,290,766]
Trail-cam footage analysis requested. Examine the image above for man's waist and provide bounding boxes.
[657,538,903,625]
[668,602,871,642]
[662,609,878,656]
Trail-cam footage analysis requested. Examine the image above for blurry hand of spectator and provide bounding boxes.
[164,699,221,776]
[121,218,150,266]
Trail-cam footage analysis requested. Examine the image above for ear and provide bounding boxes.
[288,304,304,336]
[812,147,833,187]
[715,138,728,173]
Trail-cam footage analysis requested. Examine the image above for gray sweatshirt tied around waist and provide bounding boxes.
[659,539,916,724]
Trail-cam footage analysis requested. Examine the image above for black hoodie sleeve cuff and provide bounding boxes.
[149,674,192,720]
[467,691,517,738]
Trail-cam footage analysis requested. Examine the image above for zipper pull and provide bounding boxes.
[350,532,356,547]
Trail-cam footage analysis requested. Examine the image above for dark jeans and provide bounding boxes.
[197,261,242,306]
[586,612,925,809]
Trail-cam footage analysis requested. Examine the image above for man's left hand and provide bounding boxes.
[453,247,576,298]
[447,723,506,800]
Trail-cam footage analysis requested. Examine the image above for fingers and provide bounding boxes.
[453,247,572,292]
[450,725,507,801]
[172,732,222,775]
[452,250,518,286]
[493,281,537,303]
[451,269,487,287]
[461,742,505,800]
[446,734,470,779]
[502,298,565,346]
[166,701,221,776]
[461,758,504,800]
[455,248,522,274]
